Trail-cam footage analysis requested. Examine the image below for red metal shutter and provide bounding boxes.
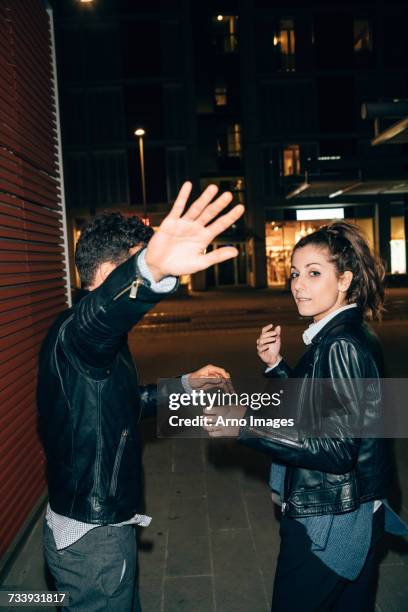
[0,0,68,561]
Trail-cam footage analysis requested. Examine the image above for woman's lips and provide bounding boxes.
[296,297,311,302]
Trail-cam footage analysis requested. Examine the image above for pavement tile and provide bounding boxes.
[376,564,408,612]
[166,533,211,577]
[168,496,209,537]
[170,470,206,497]
[139,578,163,611]
[211,529,257,577]
[163,576,213,612]
[378,533,408,567]
[138,531,167,582]
[206,476,248,531]
[172,439,206,473]
[214,574,269,612]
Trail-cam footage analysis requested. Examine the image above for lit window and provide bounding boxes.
[275,18,296,71]
[283,145,300,176]
[391,216,406,274]
[212,15,239,53]
[215,87,227,106]
[354,20,373,53]
[227,124,242,157]
[217,124,242,158]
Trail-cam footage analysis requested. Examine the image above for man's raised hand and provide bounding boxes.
[145,182,244,281]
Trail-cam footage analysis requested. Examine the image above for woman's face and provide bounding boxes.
[290,244,352,322]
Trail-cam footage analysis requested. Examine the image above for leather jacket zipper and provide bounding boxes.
[113,279,142,301]
[109,429,128,496]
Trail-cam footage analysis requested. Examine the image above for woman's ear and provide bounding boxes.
[339,270,353,293]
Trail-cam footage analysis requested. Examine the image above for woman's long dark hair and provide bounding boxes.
[293,221,385,320]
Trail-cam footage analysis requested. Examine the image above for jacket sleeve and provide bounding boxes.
[238,339,367,474]
[265,359,292,379]
[67,249,179,368]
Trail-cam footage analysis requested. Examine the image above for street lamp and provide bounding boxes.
[134,128,147,222]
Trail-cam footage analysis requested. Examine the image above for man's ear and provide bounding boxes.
[94,261,117,287]
[339,270,353,293]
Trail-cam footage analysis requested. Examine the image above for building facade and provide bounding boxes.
[52,0,408,290]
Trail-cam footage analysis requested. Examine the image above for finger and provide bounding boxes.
[205,365,230,378]
[259,332,279,340]
[258,346,273,354]
[167,181,192,220]
[206,204,245,240]
[195,191,233,226]
[261,324,274,333]
[258,339,278,349]
[182,184,219,221]
[199,246,239,268]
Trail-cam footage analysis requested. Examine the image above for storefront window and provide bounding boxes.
[391,216,406,274]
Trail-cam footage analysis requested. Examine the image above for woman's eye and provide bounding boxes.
[290,272,298,279]
[310,271,320,277]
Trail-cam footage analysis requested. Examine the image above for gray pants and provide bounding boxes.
[43,521,141,612]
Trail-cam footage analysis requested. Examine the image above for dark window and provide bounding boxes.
[163,85,186,138]
[260,81,317,136]
[87,89,125,144]
[353,19,373,66]
[318,77,355,132]
[314,15,353,69]
[384,17,407,69]
[167,148,188,201]
[128,147,167,205]
[121,21,161,78]
[91,151,129,206]
[61,90,87,146]
[124,85,163,140]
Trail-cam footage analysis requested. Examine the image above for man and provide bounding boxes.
[38,182,243,611]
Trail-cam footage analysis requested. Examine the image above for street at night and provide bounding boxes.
[1,0,408,610]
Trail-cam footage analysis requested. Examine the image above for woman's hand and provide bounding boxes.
[256,324,282,368]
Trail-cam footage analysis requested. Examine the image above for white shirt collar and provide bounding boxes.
[302,303,358,346]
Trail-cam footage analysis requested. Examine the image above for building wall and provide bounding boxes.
[0,0,68,565]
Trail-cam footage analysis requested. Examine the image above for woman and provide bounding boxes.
[240,222,407,611]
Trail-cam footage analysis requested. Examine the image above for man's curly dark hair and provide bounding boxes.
[75,212,154,288]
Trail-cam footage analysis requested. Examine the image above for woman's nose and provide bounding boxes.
[292,275,306,292]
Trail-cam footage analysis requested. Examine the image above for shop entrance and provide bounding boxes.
[206,242,247,287]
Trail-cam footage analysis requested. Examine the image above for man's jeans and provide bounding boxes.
[43,521,142,612]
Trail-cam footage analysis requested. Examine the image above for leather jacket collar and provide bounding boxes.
[310,306,363,345]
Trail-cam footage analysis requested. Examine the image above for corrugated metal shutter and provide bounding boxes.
[0,0,68,561]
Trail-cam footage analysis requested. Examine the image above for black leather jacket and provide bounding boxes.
[239,307,394,518]
[37,250,177,524]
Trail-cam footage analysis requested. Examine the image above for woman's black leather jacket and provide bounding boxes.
[238,307,394,518]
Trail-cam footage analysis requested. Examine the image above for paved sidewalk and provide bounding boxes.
[137,420,408,612]
[1,286,408,611]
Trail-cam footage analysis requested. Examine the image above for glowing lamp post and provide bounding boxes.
[134,128,148,223]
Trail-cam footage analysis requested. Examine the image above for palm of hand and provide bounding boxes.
[148,217,214,276]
